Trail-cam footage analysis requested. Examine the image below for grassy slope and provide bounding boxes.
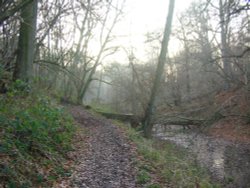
[114,121,220,188]
[0,92,76,187]
[0,87,223,188]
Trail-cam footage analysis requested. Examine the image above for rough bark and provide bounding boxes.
[13,0,38,82]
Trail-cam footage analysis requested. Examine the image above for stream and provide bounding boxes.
[153,124,250,188]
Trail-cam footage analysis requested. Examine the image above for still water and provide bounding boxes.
[153,124,250,188]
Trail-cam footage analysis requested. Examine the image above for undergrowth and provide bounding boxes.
[0,82,76,187]
[116,122,220,188]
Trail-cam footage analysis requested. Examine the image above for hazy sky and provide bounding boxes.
[126,0,194,33]
[110,0,195,63]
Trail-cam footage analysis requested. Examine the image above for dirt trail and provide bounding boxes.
[68,105,138,188]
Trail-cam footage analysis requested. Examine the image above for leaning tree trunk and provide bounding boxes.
[142,0,175,138]
[219,0,232,90]
[13,0,38,83]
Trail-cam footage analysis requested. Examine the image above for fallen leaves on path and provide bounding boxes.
[56,105,138,188]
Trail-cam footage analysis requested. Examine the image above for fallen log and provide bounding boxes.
[96,111,134,122]
[155,119,203,126]
[154,111,225,127]
[154,116,205,126]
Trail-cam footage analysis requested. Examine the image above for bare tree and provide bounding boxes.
[142,0,175,138]
[0,0,33,23]
[60,0,125,104]
[219,0,233,89]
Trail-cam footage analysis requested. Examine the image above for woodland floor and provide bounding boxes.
[54,102,250,188]
[56,105,139,188]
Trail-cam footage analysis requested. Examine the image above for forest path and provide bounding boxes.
[67,105,138,188]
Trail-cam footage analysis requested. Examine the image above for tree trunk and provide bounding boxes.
[219,0,232,90]
[96,70,103,103]
[142,0,175,138]
[13,0,38,83]
[184,40,191,96]
[129,53,137,114]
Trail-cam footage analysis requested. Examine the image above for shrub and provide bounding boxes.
[0,94,75,187]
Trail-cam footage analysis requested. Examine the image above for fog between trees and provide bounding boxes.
[0,0,250,136]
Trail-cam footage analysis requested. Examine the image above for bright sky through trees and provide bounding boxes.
[109,0,194,63]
